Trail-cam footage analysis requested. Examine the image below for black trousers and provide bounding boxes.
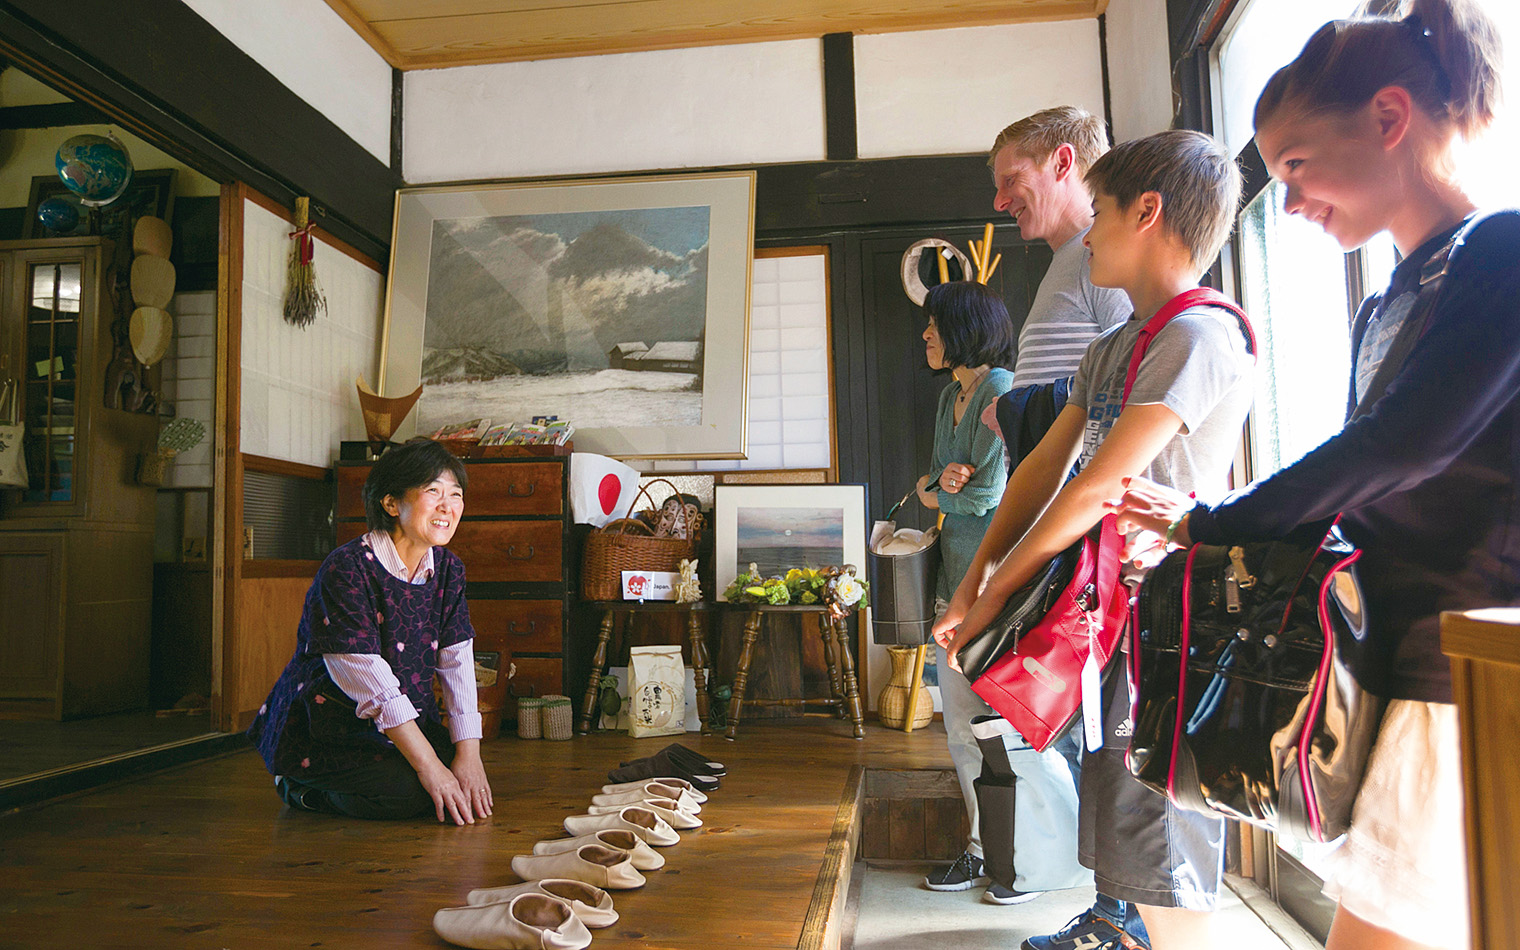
[277,719,456,820]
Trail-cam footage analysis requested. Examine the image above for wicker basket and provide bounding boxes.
[516,697,545,739]
[580,479,696,600]
[541,695,574,741]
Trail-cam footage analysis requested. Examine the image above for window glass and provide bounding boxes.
[1465,0,1520,206]
[1215,0,1362,157]
[1237,183,1354,475]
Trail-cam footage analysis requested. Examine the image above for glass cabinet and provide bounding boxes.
[23,261,82,504]
[0,237,158,718]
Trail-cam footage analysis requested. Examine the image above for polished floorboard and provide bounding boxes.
[0,709,217,782]
[0,719,952,949]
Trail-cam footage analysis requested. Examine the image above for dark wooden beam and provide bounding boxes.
[822,32,857,162]
[755,154,998,236]
[0,0,398,261]
[0,100,107,129]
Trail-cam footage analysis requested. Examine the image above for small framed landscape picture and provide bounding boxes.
[714,484,868,595]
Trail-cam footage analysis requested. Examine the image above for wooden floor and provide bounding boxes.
[0,709,217,782]
[0,719,952,949]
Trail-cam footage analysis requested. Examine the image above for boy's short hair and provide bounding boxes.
[987,106,1110,173]
[1083,130,1241,268]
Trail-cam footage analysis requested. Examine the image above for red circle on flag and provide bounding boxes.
[598,474,621,515]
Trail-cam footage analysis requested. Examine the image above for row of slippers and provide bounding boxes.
[433,746,727,950]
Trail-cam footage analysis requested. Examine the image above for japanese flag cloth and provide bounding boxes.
[570,453,641,527]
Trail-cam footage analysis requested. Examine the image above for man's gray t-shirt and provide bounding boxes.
[1068,305,1254,501]
[1014,228,1132,385]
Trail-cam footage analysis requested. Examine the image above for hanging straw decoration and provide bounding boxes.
[966,222,1003,285]
[282,196,327,327]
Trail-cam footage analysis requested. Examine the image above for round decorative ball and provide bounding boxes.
[55,133,134,207]
[36,196,80,233]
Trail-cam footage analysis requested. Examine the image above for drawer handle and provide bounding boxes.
[508,483,537,497]
[507,544,536,561]
[508,620,537,635]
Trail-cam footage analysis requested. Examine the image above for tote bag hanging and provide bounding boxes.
[0,378,28,490]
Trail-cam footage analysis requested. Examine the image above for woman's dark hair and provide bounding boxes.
[362,438,469,533]
[923,281,1016,370]
[1255,0,1503,141]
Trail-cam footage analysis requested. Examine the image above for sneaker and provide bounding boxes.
[923,850,988,891]
[984,883,1044,905]
[1021,910,1149,950]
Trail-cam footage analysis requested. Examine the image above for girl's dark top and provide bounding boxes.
[249,536,474,775]
[1188,210,1520,703]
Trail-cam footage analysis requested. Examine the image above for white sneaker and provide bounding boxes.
[591,782,703,813]
[563,805,681,846]
[433,892,592,950]
[510,844,646,890]
[533,829,665,870]
[463,879,618,928]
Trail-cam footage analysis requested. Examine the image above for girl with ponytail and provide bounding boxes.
[1112,2,1511,948]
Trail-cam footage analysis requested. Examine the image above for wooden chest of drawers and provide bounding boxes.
[335,455,574,729]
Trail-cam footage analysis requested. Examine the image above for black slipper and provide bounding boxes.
[660,743,727,776]
[607,749,720,791]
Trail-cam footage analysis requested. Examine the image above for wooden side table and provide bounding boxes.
[725,605,865,741]
[577,601,715,735]
[1441,608,1520,950]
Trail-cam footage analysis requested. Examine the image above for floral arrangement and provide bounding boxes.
[723,563,869,617]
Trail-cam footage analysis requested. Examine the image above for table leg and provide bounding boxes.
[726,610,763,741]
[577,609,616,734]
[687,609,711,734]
[819,614,844,717]
[832,615,866,739]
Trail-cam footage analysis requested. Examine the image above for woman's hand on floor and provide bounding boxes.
[419,762,474,825]
[450,740,493,820]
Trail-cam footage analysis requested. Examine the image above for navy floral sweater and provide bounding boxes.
[249,537,473,776]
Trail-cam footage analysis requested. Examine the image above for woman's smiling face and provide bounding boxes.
[386,471,464,548]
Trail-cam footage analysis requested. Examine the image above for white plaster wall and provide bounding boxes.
[179,0,393,164]
[239,200,384,467]
[854,21,1106,159]
[1104,0,1177,142]
[403,40,826,182]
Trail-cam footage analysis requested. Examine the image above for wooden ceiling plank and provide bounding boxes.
[317,0,407,68]
[376,0,1102,69]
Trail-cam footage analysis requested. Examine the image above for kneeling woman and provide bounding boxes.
[250,438,493,824]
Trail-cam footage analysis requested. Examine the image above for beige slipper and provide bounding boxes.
[563,805,680,846]
[463,879,617,928]
[602,776,708,803]
[510,844,645,890]
[586,796,701,830]
[433,892,591,950]
[533,829,665,870]
[591,782,703,813]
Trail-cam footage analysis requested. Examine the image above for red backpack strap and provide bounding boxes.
[1121,287,1257,406]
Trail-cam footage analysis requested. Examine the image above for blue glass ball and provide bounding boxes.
[55,133,133,207]
[36,197,80,233]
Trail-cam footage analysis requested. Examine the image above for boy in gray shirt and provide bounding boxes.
[937,130,1254,950]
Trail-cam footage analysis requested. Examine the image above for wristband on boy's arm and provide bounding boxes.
[1164,515,1185,546]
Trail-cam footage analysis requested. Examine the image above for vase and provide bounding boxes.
[877,645,933,730]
